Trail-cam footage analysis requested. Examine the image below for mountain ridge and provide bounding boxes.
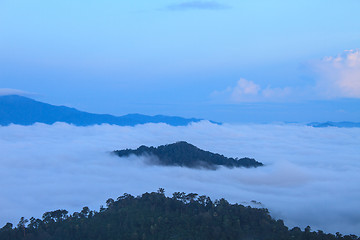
[307,121,360,128]
[0,95,209,126]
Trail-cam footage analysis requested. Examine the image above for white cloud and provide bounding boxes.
[0,88,35,97]
[214,49,360,102]
[214,78,293,102]
[0,122,360,235]
[230,78,260,101]
[313,49,360,98]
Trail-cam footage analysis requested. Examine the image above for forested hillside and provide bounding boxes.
[113,141,263,169]
[1,190,358,240]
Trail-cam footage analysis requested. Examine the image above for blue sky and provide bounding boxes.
[1,0,360,122]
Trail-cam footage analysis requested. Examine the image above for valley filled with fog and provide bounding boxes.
[0,122,359,234]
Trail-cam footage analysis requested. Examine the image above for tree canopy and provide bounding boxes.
[1,189,358,240]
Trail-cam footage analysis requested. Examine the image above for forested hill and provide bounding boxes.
[1,190,358,240]
[113,141,263,169]
[0,95,206,126]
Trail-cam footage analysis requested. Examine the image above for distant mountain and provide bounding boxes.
[113,141,263,169]
[0,95,207,126]
[307,121,360,128]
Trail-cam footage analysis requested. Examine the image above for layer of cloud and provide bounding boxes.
[167,1,230,11]
[213,78,293,102]
[313,49,360,98]
[0,122,360,235]
[0,88,35,97]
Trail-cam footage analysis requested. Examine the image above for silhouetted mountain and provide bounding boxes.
[307,121,360,128]
[0,190,357,240]
[113,141,263,169]
[0,95,207,126]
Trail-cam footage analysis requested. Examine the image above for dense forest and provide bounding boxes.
[113,141,263,169]
[1,189,358,240]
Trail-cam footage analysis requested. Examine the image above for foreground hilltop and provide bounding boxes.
[1,190,358,240]
[0,95,206,126]
[113,141,263,169]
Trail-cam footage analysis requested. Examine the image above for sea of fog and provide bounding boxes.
[0,122,359,235]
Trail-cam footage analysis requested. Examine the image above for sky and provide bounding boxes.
[1,0,360,122]
[0,122,360,235]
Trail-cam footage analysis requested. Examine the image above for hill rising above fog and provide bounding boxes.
[0,95,206,126]
[113,141,263,169]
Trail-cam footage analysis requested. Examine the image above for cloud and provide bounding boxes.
[213,49,360,103]
[213,78,293,102]
[167,1,230,11]
[231,78,261,101]
[0,122,360,235]
[312,49,360,98]
[0,88,35,97]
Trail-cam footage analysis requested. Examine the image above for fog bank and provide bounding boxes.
[0,122,359,234]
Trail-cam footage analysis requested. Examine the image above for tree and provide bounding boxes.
[28,217,42,229]
[157,188,165,195]
[197,195,207,206]
[49,209,68,222]
[17,217,28,238]
[17,217,28,229]
[1,223,13,231]
[80,207,90,218]
[106,198,115,208]
[172,192,186,203]
[185,193,198,203]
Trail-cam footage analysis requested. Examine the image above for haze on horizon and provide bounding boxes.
[1,0,360,123]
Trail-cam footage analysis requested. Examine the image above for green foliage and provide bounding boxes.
[0,189,358,240]
[113,141,263,169]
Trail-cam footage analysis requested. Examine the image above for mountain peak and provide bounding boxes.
[113,141,263,170]
[0,94,33,101]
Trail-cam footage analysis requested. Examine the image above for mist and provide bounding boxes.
[0,122,359,235]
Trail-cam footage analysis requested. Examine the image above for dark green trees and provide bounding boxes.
[0,190,358,240]
[113,141,263,169]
